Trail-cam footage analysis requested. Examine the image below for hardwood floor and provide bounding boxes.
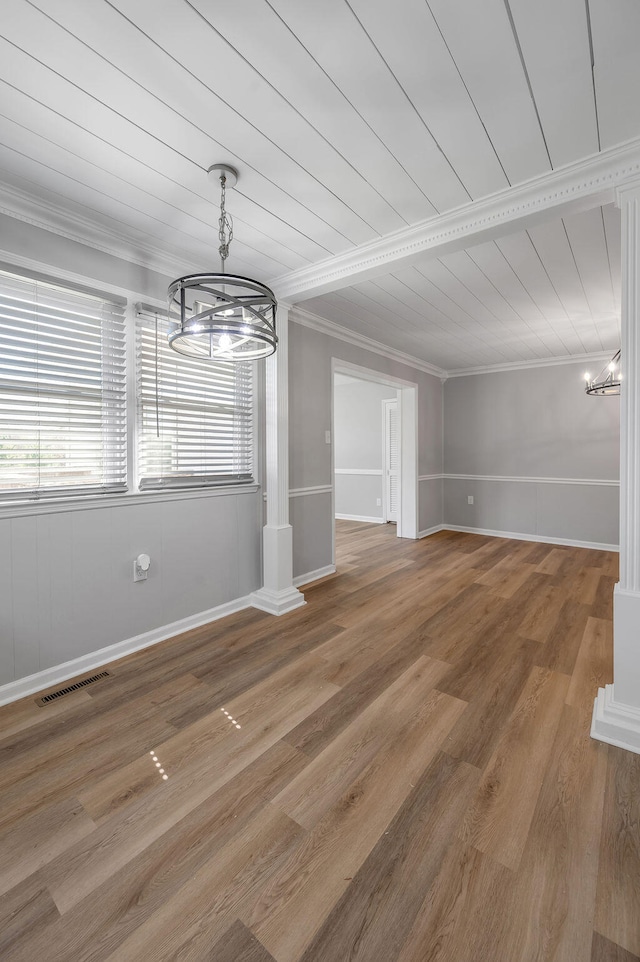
[1,520,639,961]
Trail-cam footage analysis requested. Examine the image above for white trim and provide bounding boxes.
[419,474,444,482]
[334,468,383,476]
[0,483,260,521]
[292,307,445,378]
[443,474,619,486]
[443,524,618,552]
[272,136,640,302]
[445,351,615,378]
[0,248,166,307]
[331,358,419,544]
[0,595,252,708]
[293,564,337,587]
[289,485,333,498]
[0,184,193,281]
[331,358,419,390]
[591,684,640,755]
[335,513,385,524]
[290,304,619,383]
[419,524,447,538]
[250,585,307,616]
[259,306,305,613]
[4,136,640,314]
[617,184,640,594]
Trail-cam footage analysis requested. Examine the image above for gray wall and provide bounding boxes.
[0,213,171,302]
[334,376,397,521]
[289,319,444,578]
[443,361,620,546]
[0,218,263,691]
[0,493,261,686]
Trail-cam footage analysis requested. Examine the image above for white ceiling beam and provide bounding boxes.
[271,136,640,303]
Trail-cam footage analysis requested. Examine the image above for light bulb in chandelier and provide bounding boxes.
[584,350,621,396]
[167,164,277,360]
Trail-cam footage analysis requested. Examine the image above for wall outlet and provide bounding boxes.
[133,553,151,582]
[325,430,331,444]
[467,495,474,505]
[376,498,382,506]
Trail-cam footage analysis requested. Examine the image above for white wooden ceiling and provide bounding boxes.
[0,0,637,371]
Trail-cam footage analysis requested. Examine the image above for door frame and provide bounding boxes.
[331,358,418,567]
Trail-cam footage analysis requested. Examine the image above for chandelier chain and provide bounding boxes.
[218,173,233,271]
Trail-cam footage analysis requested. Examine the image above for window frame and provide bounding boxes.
[0,263,262,519]
[0,262,128,503]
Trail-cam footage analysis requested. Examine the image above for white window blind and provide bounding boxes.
[0,268,127,500]
[136,310,254,489]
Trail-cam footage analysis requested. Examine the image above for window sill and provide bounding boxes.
[0,483,261,520]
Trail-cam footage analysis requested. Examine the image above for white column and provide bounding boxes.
[592,181,640,753]
[250,303,305,615]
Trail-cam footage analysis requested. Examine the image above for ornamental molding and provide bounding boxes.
[291,307,615,380]
[445,350,614,378]
[290,305,446,379]
[271,136,640,302]
[0,181,194,280]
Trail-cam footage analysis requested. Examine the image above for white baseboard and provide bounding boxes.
[293,564,337,588]
[443,524,619,552]
[419,524,446,539]
[335,513,385,524]
[0,595,252,708]
[591,684,640,755]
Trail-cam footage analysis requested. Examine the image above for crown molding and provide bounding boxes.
[289,305,446,379]
[445,350,615,378]
[291,306,614,379]
[271,136,640,302]
[0,181,195,280]
[3,135,638,320]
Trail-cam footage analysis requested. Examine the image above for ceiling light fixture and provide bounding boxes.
[584,350,621,396]
[167,164,277,360]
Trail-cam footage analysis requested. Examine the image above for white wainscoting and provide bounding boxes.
[443,474,619,550]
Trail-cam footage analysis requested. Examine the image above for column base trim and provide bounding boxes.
[250,586,306,616]
[591,684,640,755]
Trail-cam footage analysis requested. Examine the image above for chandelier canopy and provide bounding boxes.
[584,350,621,396]
[167,164,277,361]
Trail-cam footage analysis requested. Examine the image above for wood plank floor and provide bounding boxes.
[1,520,639,961]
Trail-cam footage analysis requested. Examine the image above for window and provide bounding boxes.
[0,267,127,500]
[136,310,254,489]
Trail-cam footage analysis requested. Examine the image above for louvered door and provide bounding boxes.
[384,398,399,523]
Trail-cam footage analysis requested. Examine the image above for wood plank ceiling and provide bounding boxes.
[0,0,637,371]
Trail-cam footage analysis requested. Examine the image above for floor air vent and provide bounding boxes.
[36,670,111,705]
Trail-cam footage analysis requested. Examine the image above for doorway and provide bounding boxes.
[331,359,418,568]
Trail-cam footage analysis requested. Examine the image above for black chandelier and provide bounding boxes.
[167,164,277,361]
[584,350,621,396]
